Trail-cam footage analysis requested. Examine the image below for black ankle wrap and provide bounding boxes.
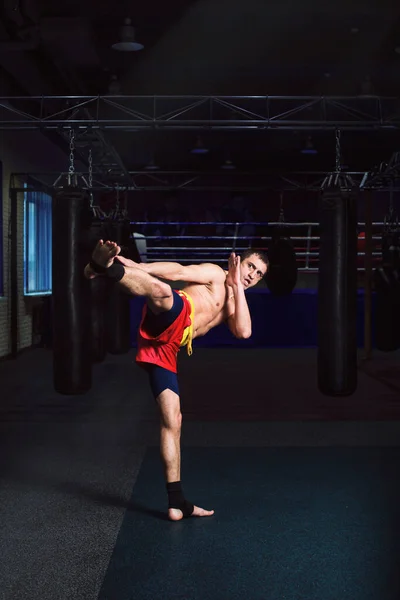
[166,481,194,517]
[89,259,125,282]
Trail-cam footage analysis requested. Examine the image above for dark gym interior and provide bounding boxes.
[1,2,400,599]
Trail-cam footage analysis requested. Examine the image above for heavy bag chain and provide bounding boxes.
[67,129,78,187]
[115,187,120,218]
[278,192,285,225]
[88,148,93,192]
[88,148,94,209]
[111,188,128,221]
[384,186,398,232]
[87,146,103,220]
[335,129,341,174]
[322,129,354,191]
[123,189,128,220]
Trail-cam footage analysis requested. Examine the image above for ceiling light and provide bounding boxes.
[108,75,121,94]
[145,158,160,171]
[112,18,144,52]
[190,137,209,154]
[221,159,236,170]
[360,75,374,96]
[301,136,318,155]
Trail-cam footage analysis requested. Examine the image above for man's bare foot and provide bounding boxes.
[93,239,121,267]
[116,255,144,269]
[168,505,215,521]
[84,240,121,279]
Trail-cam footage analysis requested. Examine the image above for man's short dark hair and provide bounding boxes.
[240,248,269,269]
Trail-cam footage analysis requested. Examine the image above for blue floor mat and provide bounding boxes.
[99,447,400,600]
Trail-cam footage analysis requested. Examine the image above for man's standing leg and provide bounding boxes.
[156,387,214,521]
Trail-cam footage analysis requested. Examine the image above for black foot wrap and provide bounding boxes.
[89,259,125,282]
[166,481,194,517]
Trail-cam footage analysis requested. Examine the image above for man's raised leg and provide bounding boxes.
[118,265,174,314]
[157,388,214,521]
[84,240,173,313]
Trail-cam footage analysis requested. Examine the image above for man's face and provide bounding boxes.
[240,253,268,289]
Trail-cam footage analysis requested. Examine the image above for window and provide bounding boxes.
[24,187,52,295]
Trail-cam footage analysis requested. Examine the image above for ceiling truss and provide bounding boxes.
[11,164,400,192]
[4,95,400,192]
[0,95,399,130]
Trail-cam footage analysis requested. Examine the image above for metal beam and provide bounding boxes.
[0,36,130,182]
[10,169,400,192]
[360,151,400,188]
[0,95,399,130]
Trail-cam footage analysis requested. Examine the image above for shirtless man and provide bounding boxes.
[84,241,268,521]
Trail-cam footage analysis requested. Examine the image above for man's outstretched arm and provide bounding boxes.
[117,256,225,285]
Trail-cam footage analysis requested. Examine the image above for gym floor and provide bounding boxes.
[1,348,400,600]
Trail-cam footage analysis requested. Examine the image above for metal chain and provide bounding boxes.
[335,129,341,173]
[88,148,93,189]
[88,148,94,207]
[278,191,285,224]
[123,190,128,219]
[69,129,75,175]
[389,185,394,214]
[384,183,397,230]
[115,187,120,218]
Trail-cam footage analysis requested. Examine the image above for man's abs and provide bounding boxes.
[180,282,227,338]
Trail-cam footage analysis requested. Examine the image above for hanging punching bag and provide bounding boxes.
[374,265,400,352]
[88,220,107,363]
[91,277,107,362]
[374,223,400,352]
[106,219,131,354]
[318,188,358,396]
[265,194,298,295]
[52,187,92,394]
[265,234,298,295]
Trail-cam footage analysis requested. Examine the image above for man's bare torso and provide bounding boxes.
[180,275,233,339]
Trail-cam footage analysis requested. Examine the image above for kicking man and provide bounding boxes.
[85,241,268,521]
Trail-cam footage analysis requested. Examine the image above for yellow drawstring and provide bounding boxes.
[178,290,194,356]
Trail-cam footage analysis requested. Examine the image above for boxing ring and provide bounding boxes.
[129,219,382,349]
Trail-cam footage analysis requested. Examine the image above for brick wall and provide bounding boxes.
[0,130,78,358]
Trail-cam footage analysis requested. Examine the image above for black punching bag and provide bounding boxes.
[265,235,298,295]
[90,276,107,362]
[88,221,107,363]
[106,220,131,354]
[318,188,358,396]
[374,226,400,352]
[52,188,92,394]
